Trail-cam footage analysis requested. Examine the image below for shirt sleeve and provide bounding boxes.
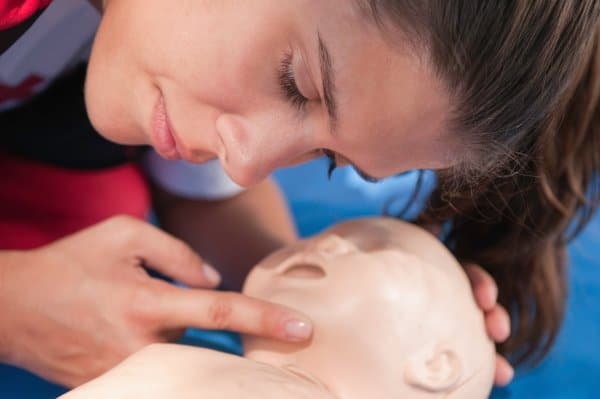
[142,150,245,200]
[0,0,52,30]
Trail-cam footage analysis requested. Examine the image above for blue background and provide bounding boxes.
[1,160,598,398]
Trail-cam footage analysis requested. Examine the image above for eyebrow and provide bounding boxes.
[318,33,339,133]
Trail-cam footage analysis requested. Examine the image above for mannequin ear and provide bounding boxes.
[404,345,463,393]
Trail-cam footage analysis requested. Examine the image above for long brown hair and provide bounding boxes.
[365,1,600,364]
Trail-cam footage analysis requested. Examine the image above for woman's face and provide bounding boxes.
[86,0,454,186]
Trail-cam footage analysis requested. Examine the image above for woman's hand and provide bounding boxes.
[465,264,514,386]
[0,216,312,388]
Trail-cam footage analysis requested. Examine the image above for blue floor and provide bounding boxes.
[1,160,598,398]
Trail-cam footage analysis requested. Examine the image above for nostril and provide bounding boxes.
[281,263,327,279]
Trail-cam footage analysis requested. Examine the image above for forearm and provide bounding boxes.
[152,178,297,290]
[0,250,27,364]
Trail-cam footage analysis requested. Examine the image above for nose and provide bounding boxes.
[313,234,358,256]
[215,112,313,187]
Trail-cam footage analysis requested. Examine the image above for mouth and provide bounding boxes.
[150,92,181,160]
[276,254,328,280]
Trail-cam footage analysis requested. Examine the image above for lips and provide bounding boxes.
[150,92,219,164]
[150,93,180,160]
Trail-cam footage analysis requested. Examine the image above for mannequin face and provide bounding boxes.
[243,218,495,399]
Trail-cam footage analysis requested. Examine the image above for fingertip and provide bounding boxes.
[202,264,222,287]
[487,306,511,343]
[495,356,515,386]
[282,317,313,342]
[466,265,498,311]
[478,285,497,312]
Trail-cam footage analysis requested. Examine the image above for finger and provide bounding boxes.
[158,328,186,343]
[485,305,511,343]
[465,264,498,311]
[118,217,221,288]
[154,287,313,342]
[423,223,442,236]
[495,355,515,386]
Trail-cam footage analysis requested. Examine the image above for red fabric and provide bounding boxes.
[0,153,150,249]
[0,74,43,104]
[0,0,52,30]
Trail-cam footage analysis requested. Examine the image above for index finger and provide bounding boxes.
[153,286,313,342]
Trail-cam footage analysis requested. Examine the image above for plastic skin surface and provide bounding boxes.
[61,218,494,399]
[243,217,495,399]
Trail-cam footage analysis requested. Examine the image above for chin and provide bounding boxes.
[84,87,146,146]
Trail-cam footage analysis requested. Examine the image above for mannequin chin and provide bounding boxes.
[61,218,495,399]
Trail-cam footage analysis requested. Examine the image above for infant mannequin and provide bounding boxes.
[61,218,495,399]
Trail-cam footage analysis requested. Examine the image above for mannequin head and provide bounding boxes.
[243,218,495,399]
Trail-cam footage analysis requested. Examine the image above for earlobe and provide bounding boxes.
[404,346,463,393]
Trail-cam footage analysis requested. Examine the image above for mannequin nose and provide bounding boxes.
[313,234,358,256]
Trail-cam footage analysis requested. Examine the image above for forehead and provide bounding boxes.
[317,5,455,175]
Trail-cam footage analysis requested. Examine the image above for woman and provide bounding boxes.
[1,0,598,390]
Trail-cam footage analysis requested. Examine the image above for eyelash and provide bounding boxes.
[278,52,309,111]
[278,54,379,184]
[321,149,338,179]
[320,149,380,183]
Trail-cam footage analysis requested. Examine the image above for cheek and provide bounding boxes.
[85,4,150,144]
[145,2,292,108]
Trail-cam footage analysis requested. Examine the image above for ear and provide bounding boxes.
[404,345,463,393]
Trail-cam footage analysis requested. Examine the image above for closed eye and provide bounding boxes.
[279,51,309,112]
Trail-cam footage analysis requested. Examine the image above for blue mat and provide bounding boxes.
[1,160,598,398]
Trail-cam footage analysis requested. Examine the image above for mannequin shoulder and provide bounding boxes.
[61,344,336,399]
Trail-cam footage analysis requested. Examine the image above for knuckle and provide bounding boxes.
[126,285,161,325]
[171,239,194,262]
[259,305,285,336]
[206,295,234,330]
[106,215,144,248]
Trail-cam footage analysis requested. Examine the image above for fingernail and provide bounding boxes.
[284,318,313,341]
[203,264,221,286]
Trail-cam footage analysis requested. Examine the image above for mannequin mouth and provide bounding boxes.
[281,263,327,279]
[277,255,328,280]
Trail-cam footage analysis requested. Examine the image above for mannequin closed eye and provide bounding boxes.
[280,263,327,279]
